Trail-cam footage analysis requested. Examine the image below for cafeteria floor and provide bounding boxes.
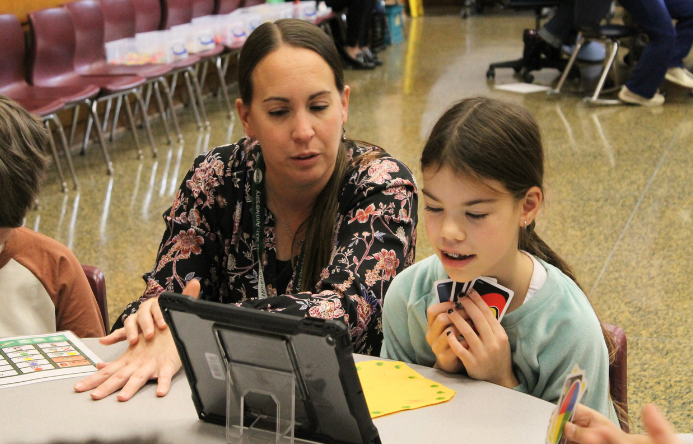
[25,11,693,433]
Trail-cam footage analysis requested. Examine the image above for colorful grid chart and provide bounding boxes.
[0,333,99,387]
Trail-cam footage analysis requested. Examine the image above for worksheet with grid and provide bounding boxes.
[0,331,102,388]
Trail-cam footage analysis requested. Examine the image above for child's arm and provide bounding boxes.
[445,289,518,389]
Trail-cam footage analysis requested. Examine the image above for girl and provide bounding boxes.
[381,97,619,422]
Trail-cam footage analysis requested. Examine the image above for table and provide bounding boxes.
[1,339,556,443]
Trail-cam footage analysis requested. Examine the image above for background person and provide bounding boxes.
[0,94,105,338]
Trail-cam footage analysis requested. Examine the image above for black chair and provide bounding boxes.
[485,0,570,84]
[549,0,640,104]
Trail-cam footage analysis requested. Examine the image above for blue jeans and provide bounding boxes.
[619,0,693,98]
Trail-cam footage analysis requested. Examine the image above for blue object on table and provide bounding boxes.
[385,4,405,45]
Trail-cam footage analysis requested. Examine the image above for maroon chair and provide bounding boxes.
[215,0,243,14]
[243,0,265,6]
[194,0,216,17]
[604,322,628,432]
[81,264,109,333]
[66,0,182,144]
[126,0,209,128]
[0,13,104,190]
[164,0,233,118]
[28,7,153,173]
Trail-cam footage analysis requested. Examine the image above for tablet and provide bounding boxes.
[159,293,381,444]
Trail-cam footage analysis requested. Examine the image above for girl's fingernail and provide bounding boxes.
[446,330,451,336]
[447,309,453,314]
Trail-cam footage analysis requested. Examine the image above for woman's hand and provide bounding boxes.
[426,300,471,373]
[446,289,517,388]
[74,280,200,401]
[99,294,170,348]
[564,404,682,444]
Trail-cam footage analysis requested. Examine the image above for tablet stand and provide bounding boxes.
[226,362,315,444]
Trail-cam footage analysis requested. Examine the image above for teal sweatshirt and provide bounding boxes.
[381,254,618,423]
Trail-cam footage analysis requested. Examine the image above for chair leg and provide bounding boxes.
[83,112,94,153]
[87,99,114,175]
[188,66,210,127]
[158,76,183,142]
[111,95,123,142]
[585,40,621,105]
[50,114,79,190]
[123,95,144,159]
[69,106,80,150]
[102,97,113,133]
[133,89,158,157]
[199,60,209,91]
[43,118,68,193]
[550,33,584,95]
[152,80,173,145]
[183,69,204,129]
[214,55,234,118]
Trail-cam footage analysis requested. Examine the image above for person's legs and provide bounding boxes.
[620,0,675,99]
[663,0,693,68]
[323,0,375,68]
[538,0,576,48]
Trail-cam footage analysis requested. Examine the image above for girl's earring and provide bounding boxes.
[341,127,347,143]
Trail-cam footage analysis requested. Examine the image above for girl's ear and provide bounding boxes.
[235,98,255,139]
[519,186,543,228]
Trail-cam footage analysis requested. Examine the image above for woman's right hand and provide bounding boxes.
[73,280,200,401]
[426,301,470,373]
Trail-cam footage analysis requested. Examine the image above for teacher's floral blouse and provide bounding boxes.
[116,138,418,355]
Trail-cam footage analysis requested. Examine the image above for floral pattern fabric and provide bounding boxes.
[116,138,418,356]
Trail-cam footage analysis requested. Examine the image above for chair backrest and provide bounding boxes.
[27,7,78,86]
[215,0,243,14]
[81,264,109,332]
[100,0,137,41]
[0,14,29,92]
[193,0,216,18]
[161,0,194,29]
[133,0,164,33]
[65,0,107,72]
[243,0,265,7]
[575,0,613,32]
[604,322,628,432]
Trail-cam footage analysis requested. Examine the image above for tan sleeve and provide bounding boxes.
[9,228,106,338]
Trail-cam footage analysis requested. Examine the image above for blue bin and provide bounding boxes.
[385,4,405,45]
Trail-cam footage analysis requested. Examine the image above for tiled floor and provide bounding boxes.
[26,12,693,432]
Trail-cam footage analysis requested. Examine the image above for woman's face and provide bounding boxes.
[237,45,349,192]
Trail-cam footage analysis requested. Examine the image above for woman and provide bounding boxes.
[74,19,417,401]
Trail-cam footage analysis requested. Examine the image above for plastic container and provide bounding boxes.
[105,38,137,64]
[294,1,317,21]
[219,16,248,46]
[171,23,215,54]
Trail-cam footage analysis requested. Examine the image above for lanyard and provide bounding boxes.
[250,152,306,298]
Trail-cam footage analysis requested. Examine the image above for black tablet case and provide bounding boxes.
[159,293,380,444]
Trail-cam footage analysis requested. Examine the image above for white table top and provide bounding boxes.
[1,338,556,443]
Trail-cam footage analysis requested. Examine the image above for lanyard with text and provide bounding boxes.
[250,152,306,299]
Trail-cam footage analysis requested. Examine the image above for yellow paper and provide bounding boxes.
[356,360,455,418]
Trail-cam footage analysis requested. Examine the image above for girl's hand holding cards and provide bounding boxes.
[446,289,518,389]
[426,301,470,373]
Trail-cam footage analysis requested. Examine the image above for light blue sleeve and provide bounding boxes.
[381,272,419,363]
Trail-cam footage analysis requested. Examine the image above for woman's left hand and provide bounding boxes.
[446,288,518,388]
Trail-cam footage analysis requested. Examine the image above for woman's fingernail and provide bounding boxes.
[91,390,101,398]
[446,330,451,336]
[447,308,453,314]
[74,382,83,390]
[454,302,461,310]
[458,335,465,340]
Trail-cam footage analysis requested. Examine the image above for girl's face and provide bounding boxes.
[236,45,349,191]
[422,166,529,284]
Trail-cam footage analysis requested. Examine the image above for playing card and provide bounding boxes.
[452,281,470,302]
[434,279,455,303]
[545,366,587,444]
[469,277,514,322]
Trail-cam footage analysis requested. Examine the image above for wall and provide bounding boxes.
[0,0,77,23]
